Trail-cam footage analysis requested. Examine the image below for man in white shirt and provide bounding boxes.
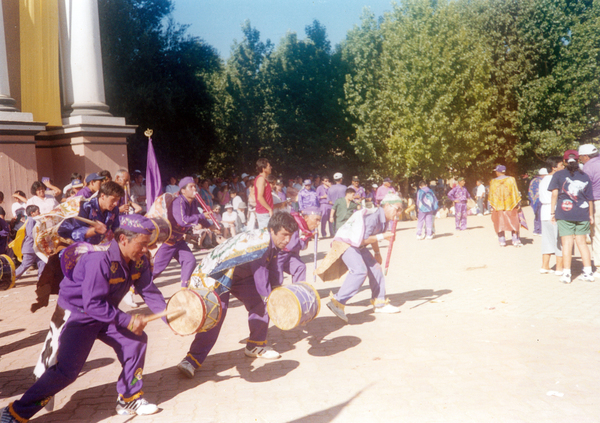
[539,156,564,275]
[475,180,487,215]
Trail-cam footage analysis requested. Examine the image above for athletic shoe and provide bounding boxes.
[177,359,195,378]
[326,300,348,323]
[555,270,563,276]
[560,273,572,284]
[513,241,523,248]
[373,304,401,314]
[244,345,281,359]
[539,268,552,274]
[416,234,425,240]
[1,407,18,423]
[577,273,595,282]
[426,235,434,240]
[122,291,138,308]
[115,396,158,416]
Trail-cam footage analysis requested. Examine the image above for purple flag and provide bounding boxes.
[146,137,162,209]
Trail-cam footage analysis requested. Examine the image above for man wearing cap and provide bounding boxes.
[375,178,396,205]
[331,188,360,233]
[79,173,105,199]
[298,179,319,211]
[316,176,334,237]
[488,165,523,247]
[318,193,402,323]
[328,173,347,207]
[1,215,167,422]
[349,176,366,203]
[275,207,322,283]
[152,177,215,287]
[579,144,600,277]
[65,178,84,199]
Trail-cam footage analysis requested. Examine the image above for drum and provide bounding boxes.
[33,215,73,263]
[0,254,16,290]
[147,216,171,247]
[60,242,111,280]
[166,288,222,336]
[267,282,321,330]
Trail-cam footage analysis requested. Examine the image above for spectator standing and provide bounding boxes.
[528,169,546,235]
[316,176,333,237]
[330,188,360,233]
[130,171,147,213]
[375,178,396,204]
[349,176,366,202]
[475,180,487,215]
[416,181,438,239]
[328,172,347,206]
[255,158,274,229]
[579,143,600,277]
[18,181,60,214]
[539,156,564,275]
[489,165,523,247]
[298,179,319,211]
[549,150,594,283]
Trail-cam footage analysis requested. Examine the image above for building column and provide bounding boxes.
[0,0,18,112]
[59,0,111,117]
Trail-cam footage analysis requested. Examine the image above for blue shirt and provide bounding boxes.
[363,207,387,240]
[548,169,593,222]
[58,240,166,328]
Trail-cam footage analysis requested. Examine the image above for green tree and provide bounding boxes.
[99,0,221,176]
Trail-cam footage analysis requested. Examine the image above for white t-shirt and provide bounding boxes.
[476,184,486,198]
[12,201,26,218]
[232,195,243,210]
[27,194,59,214]
[539,174,554,221]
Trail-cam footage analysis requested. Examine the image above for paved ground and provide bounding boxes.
[1,206,599,422]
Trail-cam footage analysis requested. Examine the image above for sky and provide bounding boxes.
[170,0,396,58]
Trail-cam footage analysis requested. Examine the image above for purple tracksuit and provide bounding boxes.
[183,238,281,369]
[447,185,470,231]
[8,241,166,421]
[153,195,211,287]
[15,217,46,278]
[298,188,319,211]
[333,208,388,305]
[58,196,120,244]
[275,231,307,283]
[316,184,333,237]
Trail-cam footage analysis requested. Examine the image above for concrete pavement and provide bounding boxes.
[1,206,599,422]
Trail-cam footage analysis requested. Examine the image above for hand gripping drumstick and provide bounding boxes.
[384,217,398,276]
[194,193,221,230]
[140,308,186,324]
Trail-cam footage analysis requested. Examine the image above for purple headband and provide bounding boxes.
[179,176,195,189]
[119,214,155,235]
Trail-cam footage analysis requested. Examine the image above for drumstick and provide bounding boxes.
[39,213,96,226]
[141,308,186,324]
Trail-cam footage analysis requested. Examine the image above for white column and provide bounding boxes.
[59,0,111,117]
[0,0,17,112]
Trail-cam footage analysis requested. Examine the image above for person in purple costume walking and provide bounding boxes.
[176,212,299,379]
[152,177,217,287]
[1,215,167,422]
[316,176,333,237]
[447,177,471,231]
[416,181,439,240]
[275,207,322,284]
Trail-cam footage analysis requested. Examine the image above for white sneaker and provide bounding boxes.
[560,273,572,284]
[116,396,158,416]
[539,268,552,274]
[555,270,563,276]
[176,359,195,378]
[416,234,425,240]
[244,345,281,360]
[374,304,401,314]
[122,291,138,308]
[426,235,434,240]
[577,273,595,282]
[327,300,348,323]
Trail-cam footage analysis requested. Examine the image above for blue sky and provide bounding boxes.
[170,0,396,58]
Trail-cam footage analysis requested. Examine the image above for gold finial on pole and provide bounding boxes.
[144,128,153,139]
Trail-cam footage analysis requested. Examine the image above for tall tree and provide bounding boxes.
[99,0,221,176]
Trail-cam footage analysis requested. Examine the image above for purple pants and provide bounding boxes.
[11,313,146,420]
[334,247,386,305]
[184,276,270,369]
[454,202,468,230]
[416,211,435,237]
[319,204,333,237]
[15,252,46,279]
[152,240,196,287]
